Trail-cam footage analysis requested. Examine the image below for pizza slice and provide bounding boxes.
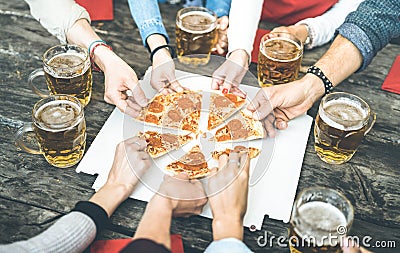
[213,109,265,142]
[165,145,210,179]
[136,93,166,126]
[161,90,202,133]
[207,92,246,130]
[138,131,193,158]
[212,146,261,160]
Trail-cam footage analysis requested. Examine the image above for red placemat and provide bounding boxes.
[90,234,184,253]
[381,55,400,94]
[76,0,113,21]
[251,29,271,64]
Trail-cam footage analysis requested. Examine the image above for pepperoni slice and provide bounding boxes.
[148,101,164,113]
[177,97,194,110]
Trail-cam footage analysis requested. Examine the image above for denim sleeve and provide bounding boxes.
[127,0,169,48]
[337,0,400,71]
[204,238,254,253]
[206,0,231,17]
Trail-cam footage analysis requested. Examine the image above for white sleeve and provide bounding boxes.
[227,0,264,59]
[24,0,91,44]
[0,212,96,253]
[296,0,365,49]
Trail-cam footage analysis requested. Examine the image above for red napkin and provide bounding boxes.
[76,0,114,21]
[381,55,400,94]
[251,29,271,64]
[90,234,184,253]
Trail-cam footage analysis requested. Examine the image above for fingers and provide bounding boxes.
[211,77,223,90]
[125,137,147,151]
[131,83,148,107]
[169,80,184,93]
[217,16,229,30]
[218,154,229,169]
[227,152,240,173]
[231,86,247,99]
[248,89,273,120]
[239,152,250,175]
[263,114,277,138]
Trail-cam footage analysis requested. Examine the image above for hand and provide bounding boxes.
[158,173,207,217]
[213,16,229,55]
[208,152,251,240]
[247,74,325,134]
[151,53,185,95]
[89,136,151,216]
[211,49,249,98]
[105,136,151,199]
[271,24,308,45]
[96,47,148,118]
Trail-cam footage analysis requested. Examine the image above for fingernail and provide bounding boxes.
[278,122,287,129]
[222,88,228,94]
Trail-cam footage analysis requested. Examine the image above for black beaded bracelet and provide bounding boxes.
[150,45,176,63]
[307,65,334,95]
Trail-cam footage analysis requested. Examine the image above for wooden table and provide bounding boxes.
[0,1,399,252]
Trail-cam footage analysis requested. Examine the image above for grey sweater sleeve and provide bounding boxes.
[337,0,400,71]
[0,212,96,253]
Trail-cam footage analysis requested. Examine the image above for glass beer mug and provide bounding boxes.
[175,6,217,65]
[28,44,93,107]
[258,32,303,87]
[15,95,86,168]
[314,92,376,164]
[289,187,354,253]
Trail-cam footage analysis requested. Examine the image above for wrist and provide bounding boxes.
[91,45,115,71]
[212,217,244,241]
[303,73,326,103]
[227,49,250,68]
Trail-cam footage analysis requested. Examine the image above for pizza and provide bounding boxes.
[137,131,193,158]
[213,109,265,142]
[207,92,246,130]
[165,145,210,179]
[136,90,202,133]
[212,146,261,160]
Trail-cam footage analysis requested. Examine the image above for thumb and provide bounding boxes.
[130,82,148,107]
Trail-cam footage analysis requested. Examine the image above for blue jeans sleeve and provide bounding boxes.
[204,238,254,253]
[206,0,231,17]
[127,0,169,48]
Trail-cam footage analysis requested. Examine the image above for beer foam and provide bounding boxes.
[294,201,347,242]
[260,37,302,62]
[319,98,367,131]
[46,52,89,78]
[35,100,81,131]
[177,11,216,34]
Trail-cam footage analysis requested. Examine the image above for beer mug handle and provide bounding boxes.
[28,68,49,98]
[15,123,41,155]
[364,111,376,136]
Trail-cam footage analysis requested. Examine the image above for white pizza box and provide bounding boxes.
[77,68,313,229]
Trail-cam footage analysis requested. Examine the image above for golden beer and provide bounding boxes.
[175,7,217,65]
[258,32,303,87]
[16,95,86,168]
[29,45,92,107]
[314,92,375,164]
[289,187,353,253]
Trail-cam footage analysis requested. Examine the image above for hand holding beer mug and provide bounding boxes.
[28,45,92,107]
[290,187,354,253]
[175,7,217,65]
[314,92,376,164]
[258,32,303,87]
[15,95,86,168]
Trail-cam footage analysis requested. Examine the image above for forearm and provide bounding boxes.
[227,0,263,58]
[89,184,131,217]
[134,195,173,249]
[296,0,364,49]
[25,0,90,44]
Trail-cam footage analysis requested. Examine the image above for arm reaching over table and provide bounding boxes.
[0,137,151,253]
[24,0,148,117]
[121,173,207,252]
[204,151,253,252]
[248,0,400,130]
